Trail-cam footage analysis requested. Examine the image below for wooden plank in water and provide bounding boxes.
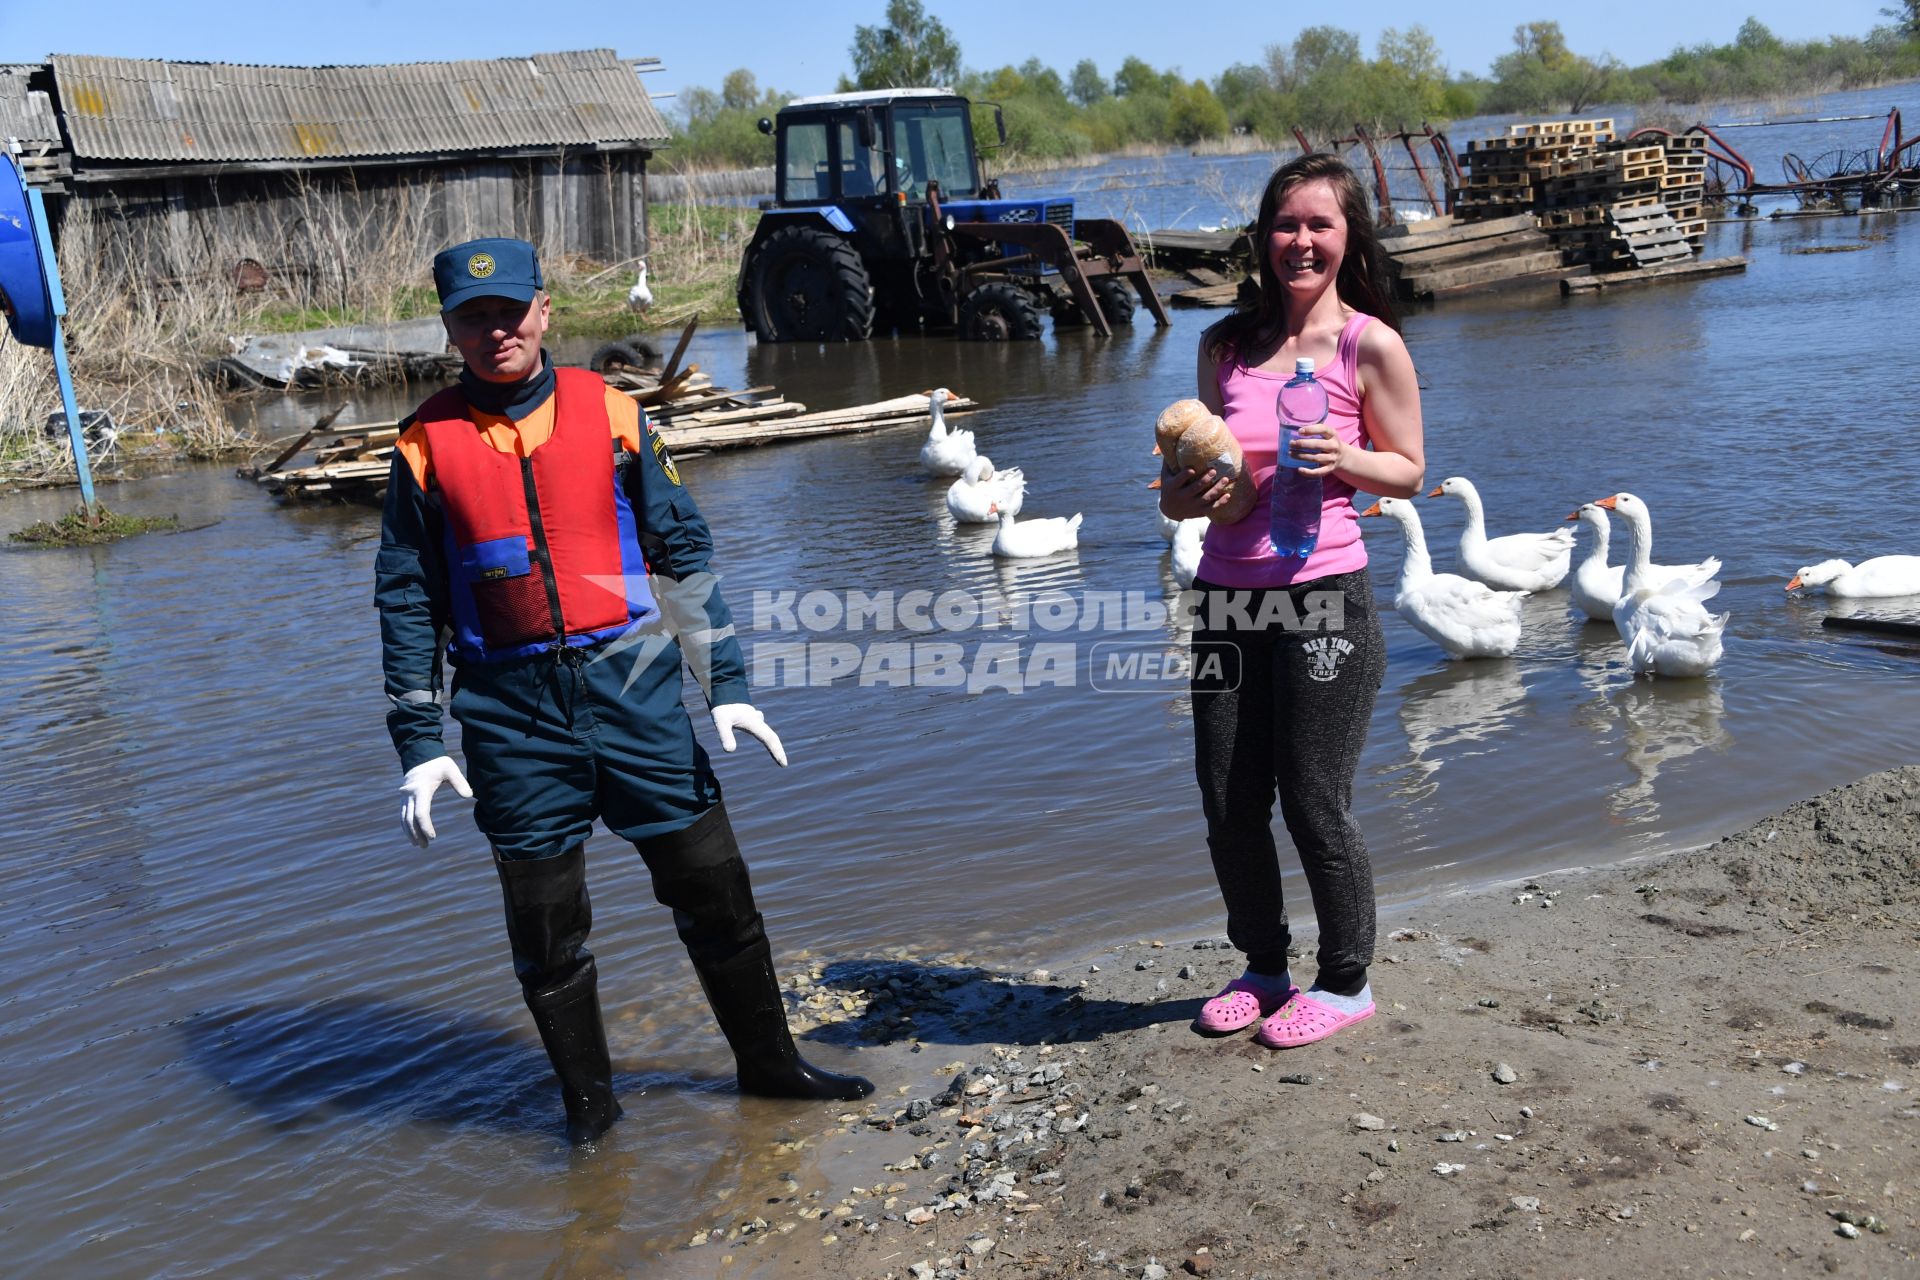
[1379,213,1536,251]
[1400,249,1567,295]
[1562,256,1747,294]
[1145,229,1246,254]
[1377,214,1458,240]
[1430,263,1590,300]
[1385,229,1550,273]
[1168,281,1244,308]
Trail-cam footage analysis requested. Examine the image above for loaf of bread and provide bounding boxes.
[1154,399,1256,522]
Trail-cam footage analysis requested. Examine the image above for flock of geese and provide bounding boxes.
[913,392,1918,677]
[1360,478,1920,678]
[920,389,1084,558]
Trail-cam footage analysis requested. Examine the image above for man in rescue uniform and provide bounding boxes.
[375,237,872,1146]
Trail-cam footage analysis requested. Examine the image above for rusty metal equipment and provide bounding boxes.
[1632,107,1920,211]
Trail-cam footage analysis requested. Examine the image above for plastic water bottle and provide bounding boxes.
[1270,358,1326,558]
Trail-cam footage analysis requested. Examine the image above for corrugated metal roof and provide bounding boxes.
[51,49,670,163]
[1,65,64,147]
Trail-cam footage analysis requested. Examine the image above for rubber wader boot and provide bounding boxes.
[635,805,875,1102]
[496,846,623,1145]
[696,939,875,1101]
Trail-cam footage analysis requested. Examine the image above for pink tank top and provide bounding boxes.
[1196,312,1375,588]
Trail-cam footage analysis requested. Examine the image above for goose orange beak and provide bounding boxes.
[1147,476,1163,489]
[1564,510,1581,521]
[1594,495,1619,510]
[1151,443,1162,456]
[1786,575,1803,591]
[1360,501,1383,517]
[1424,484,1444,498]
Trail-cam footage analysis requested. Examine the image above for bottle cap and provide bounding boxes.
[1294,358,1315,375]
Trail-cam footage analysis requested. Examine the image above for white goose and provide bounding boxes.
[945,455,1025,523]
[918,388,976,476]
[990,505,1082,558]
[1428,476,1573,592]
[626,259,653,312]
[1598,493,1726,678]
[1363,498,1524,658]
[1169,516,1208,589]
[1787,555,1920,598]
[1567,503,1721,622]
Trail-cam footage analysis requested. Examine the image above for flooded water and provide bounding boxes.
[6,84,1920,1277]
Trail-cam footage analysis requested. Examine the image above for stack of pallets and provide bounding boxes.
[1536,141,1673,266]
[1453,118,1615,223]
[1658,134,1709,251]
[1454,120,1712,269]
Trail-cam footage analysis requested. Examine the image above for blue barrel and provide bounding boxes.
[0,156,55,348]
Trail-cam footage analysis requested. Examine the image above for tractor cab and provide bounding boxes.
[770,89,986,206]
[737,89,1168,343]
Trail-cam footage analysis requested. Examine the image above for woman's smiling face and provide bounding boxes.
[1266,178,1348,298]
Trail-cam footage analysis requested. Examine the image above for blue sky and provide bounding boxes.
[0,0,1895,116]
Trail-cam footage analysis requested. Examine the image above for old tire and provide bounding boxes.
[958,282,1045,341]
[1093,278,1137,326]
[746,225,873,342]
[588,336,663,372]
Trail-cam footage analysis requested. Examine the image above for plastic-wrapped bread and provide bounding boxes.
[1155,398,1257,522]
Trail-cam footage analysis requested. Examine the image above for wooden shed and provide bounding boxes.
[7,49,669,284]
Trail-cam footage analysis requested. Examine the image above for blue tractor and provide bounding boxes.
[736,89,1169,342]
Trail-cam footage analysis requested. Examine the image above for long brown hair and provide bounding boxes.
[1204,154,1399,367]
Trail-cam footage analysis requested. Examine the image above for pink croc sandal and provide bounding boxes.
[1195,978,1294,1035]
[1254,990,1374,1048]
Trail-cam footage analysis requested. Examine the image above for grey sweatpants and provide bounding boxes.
[1189,568,1387,995]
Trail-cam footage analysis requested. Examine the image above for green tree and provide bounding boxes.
[848,0,962,90]
[1293,26,1363,81]
[1377,26,1443,82]
[1882,0,1920,38]
[1068,59,1108,106]
[1114,56,1174,97]
[1735,17,1783,52]
[1167,79,1230,143]
[721,69,760,111]
[1487,20,1617,112]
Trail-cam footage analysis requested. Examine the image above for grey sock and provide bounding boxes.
[1242,968,1294,998]
[1305,982,1372,1015]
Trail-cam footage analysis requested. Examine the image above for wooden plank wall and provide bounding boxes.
[62,150,650,284]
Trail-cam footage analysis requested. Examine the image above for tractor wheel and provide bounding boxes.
[1093,277,1138,327]
[746,225,874,342]
[958,282,1045,341]
[588,336,663,373]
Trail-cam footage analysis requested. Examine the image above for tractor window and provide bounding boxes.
[780,121,830,203]
[835,120,887,198]
[892,105,979,198]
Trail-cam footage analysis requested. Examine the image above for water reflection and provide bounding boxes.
[1388,660,1531,802]
[1575,648,1731,823]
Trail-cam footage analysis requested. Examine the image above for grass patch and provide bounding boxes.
[10,504,181,547]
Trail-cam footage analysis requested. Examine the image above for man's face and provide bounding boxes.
[443,293,550,384]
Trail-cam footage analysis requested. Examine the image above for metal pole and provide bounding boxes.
[23,179,95,517]
[49,317,95,516]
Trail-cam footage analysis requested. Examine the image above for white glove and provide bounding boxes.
[710,703,788,767]
[398,756,474,848]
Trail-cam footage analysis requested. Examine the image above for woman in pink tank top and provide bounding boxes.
[1160,155,1425,1049]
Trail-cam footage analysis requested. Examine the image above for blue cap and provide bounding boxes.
[434,237,543,312]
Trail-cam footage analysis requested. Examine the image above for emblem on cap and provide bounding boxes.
[468,252,496,279]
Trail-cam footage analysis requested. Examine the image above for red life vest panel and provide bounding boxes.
[417,368,657,662]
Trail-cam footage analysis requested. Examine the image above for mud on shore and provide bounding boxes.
[684,767,1919,1278]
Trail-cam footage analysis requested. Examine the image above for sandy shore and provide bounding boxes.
[678,767,1918,1278]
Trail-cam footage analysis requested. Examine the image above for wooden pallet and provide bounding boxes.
[1606,203,1694,266]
